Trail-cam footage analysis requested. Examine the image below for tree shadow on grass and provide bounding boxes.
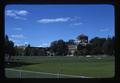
[5,61,38,68]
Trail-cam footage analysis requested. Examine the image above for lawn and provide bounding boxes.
[5,55,115,78]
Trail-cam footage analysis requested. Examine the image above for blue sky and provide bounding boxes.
[5,4,114,47]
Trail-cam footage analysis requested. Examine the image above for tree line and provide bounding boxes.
[5,34,114,57]
[75,37,114,56]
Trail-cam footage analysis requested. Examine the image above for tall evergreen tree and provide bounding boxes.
[24,44,31,56]
[5,35,15,61]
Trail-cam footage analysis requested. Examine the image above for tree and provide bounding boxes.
[66,39,76,45]
[14,46,18,56]
[77,44,87,56]
[102,37,114,55]
[9,40,15,56]
[50,40,58,55]
[14,46,25,56]
[77,34,88,43]
[32,47,46,56]
[24,44,31,56]
[111,36,115,55]
[50,39,68,56]
[90,37,106,55]
[85,44,92,55]
[37,48,47,56]
[5,35,9,55]
[5,35,15,61]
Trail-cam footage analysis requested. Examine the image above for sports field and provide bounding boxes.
[5,55,115,78]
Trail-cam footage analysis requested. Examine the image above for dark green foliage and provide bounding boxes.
[50,39,68,56]
[77,44,85,56]
[5,35,16,60]
[90,37,106,55]
[24,45,47,56]
[85,44,92,55]
[7,33,114,56]
[75,36,114,56]
[37,48,46,56]
[66,39,76,45]
[102,37,114,55]
[24,44,31,56]
[77,34,88,43]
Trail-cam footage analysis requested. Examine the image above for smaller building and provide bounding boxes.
[67,45,77,56]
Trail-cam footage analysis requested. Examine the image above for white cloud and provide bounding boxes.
[15,43,23,46]
[6,10,28,20]
[99,28,109,32]
[14,16,27,20]
[37,45,42,47]
[71,22,83,26]
[37,43,50,47]
[42,43,48,46]
[24,42,29,44]
[37,16,83,25]
[14,28,22,31]
[14,42,29,46]
[37,17,70,23]
[8,39,22,46]
[6,10,16,17]
[11,39,20,43]
[15,10,28,15]
[11,34,25,39]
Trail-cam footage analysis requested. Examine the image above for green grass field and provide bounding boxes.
[5,55,115,78]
